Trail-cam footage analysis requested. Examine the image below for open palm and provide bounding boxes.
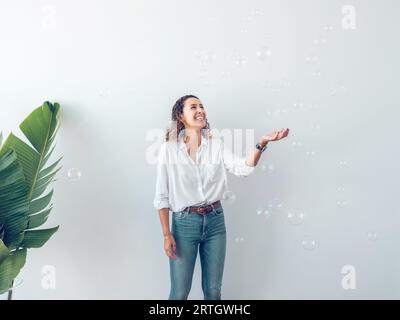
[261,127,289,144]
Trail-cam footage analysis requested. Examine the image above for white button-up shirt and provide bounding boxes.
[153,128,255,212]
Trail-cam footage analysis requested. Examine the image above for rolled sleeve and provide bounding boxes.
[222,139,255,178]
[153,143,170,210]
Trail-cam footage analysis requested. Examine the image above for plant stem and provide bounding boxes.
[7,280,14,300]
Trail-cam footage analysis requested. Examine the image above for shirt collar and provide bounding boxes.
[178,128,208,149]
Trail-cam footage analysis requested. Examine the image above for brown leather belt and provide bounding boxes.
[185,200,221,214]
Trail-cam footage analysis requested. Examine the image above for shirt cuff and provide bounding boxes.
[154,199,170,210]
[241,159,255,177]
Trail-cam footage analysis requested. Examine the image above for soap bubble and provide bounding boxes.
[235,55,247,67]
[288,211,305,225]
[310,123,321,131]
[291,141,302,148]
[302,236,316,250]
[305,54,318,64]
[336,200,347,208]
[235,236,245,243]
[312,71,322,77]
[67,168,82,181]
[337,186,345,192]
[223,190,236,203]
[256,46,272,60]
[338,160,348,168]
[267,198,283,213]
[367,231,378,241]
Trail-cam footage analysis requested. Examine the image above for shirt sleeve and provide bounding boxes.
[153,143,170,210]
[221,139,255,178]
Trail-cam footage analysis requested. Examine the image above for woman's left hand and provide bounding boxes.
[260,128,290,145]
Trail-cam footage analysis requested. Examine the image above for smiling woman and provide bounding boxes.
[154,94,289,300]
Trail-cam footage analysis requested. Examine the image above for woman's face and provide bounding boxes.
[179,97,207,130]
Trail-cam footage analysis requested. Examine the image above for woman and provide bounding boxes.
[153,94,289,300]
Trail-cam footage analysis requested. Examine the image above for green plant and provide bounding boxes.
[0,101,62,297]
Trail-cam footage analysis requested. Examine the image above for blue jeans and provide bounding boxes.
[168,205,227,300]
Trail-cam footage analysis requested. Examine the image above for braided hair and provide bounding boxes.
[165,94,211,142]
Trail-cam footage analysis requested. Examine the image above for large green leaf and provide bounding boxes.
[0,102,62,295]
[0,240,9,264]
[0,249,26,294]
[0,149,29,249]
[23,226,59,248]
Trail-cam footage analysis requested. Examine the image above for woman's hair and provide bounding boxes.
[165,94,211,142]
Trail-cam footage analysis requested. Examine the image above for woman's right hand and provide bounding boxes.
[164,234,177,259]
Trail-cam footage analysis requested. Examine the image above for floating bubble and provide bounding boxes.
[308,103,319,110]
[336,200,347,208]
[313,36,327,46]
[367,231,378,241]
[310,123,321,131]
[291,141,302,148]
[279,79,291,88]
[195,50,216,66]
[223,190,236,203]
[67,168,82,181]
[220,70,232,78]
[288,211,305,225]
[235,55,247,67]
[263,209,272,219]
[305,54,318,64]
[251,9,263,16]
[338,160,348,167]
[261,163,274,173]
[98,88,110,98]
[302,236,316,250]
[293,102,304,109]
[267,198,283,213]
[256,46,272,60]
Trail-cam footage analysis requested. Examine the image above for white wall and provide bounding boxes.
[0,0,399,299]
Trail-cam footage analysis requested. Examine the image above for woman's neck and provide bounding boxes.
[184,128,202,147]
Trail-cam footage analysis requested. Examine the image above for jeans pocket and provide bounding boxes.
[173,210,189,219]
[215,206,224,216]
